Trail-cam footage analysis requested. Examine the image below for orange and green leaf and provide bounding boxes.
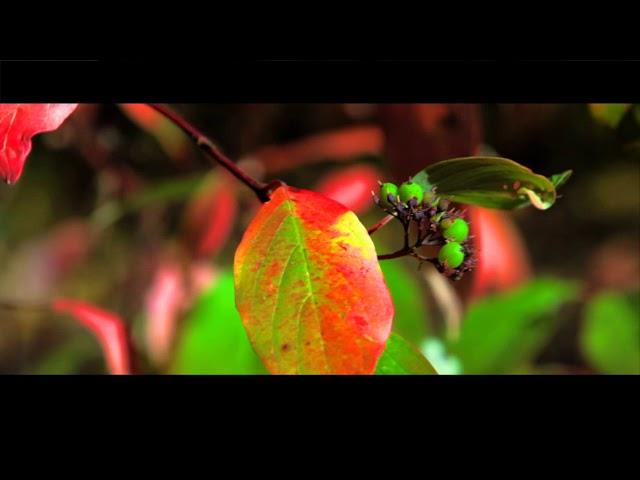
[234,186,394,374]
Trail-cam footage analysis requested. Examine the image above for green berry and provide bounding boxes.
[379,182,398,208]
[441,218,469,242]
[398,181,424,205]
[438,242,465,269]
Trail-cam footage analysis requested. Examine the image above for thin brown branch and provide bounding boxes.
[377,247,413,261]
[148,104,279,202]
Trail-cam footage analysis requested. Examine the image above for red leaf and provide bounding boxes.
[144,257,217,367]
[316,164,381,214]
[467,206,531,300]
[0,104,78,184]
[144,261,187,366]
[248,126,384,174]
[119,104,190,161]
[182,173,237,258]
[51,299,132,375]
[234,186,394,374]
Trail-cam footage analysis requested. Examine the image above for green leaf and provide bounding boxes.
[589,103,632,128]
[454,279,579,374]
[411,157,561,210]
[380,259,430,345]
[172,271,267,374]
[234,186,394,374]
[375,333,437,374]
[549,170,573,190]
[420,338,462,375]
[581,291,640,374]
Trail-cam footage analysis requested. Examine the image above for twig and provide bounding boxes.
[0,300,50,315]
[378,247,413,261]
[367,214,394,235]
[148,104,281,203]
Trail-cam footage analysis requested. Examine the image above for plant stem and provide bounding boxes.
[367,214,394,235]
[378,247,413,261]
[148,104,280,203]
[0,300,50,315]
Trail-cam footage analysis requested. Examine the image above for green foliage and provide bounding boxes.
[589,104,632,128]
[453,279,579,374]
[411,156,567,210]
[171,272,266,374]
[420,338,462,375]
[549,170,573,190]
[581,291,640,374]
[380,260,430,345]
[375,333,437,374]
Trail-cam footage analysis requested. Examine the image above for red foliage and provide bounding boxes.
[0,104,78,184]
[467,206,532,300]
[47,220,93,277]
[51,299,131,375]
[316,164,381,214]
[249,126,384,173]
[144,258,216,367]
[379,104,483,182]
[182,175,238,258]
[144,261,186,366]
[119,104,190,161]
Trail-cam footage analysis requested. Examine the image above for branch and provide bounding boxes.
[367,214,394,235]
[0,300,50,315]
[378,247,413,261]
[148,104,281,203]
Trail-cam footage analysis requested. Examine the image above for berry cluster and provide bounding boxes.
[374,181,476,280]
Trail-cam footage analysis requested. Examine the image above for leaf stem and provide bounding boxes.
[148,104,281,203]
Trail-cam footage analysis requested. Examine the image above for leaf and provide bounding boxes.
[549,170,573,190]
[375,333,437,374]
[380,260,430,344]
[316,164,381,215]
[454,279,579,374]
[420,338,462,375]
[411,156,561,210]
[119,103,190,160]
[51,298,131,375]
[581,291,640,374]
[0,103,78,184]
[589,103,632,128]
[181,172,238,258]
[145,260,187,366]
[234,186,394,374]
[172,271,266,374]
[467,206,531,300]
[250,126,384,174]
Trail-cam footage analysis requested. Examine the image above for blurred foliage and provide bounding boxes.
[581,291,640,374]
[1,103,639,374]
[453,279,580,374]
[380,260,430,345]
[589,104,633,129]
[375,333,437,375]
[171,271,266,374]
